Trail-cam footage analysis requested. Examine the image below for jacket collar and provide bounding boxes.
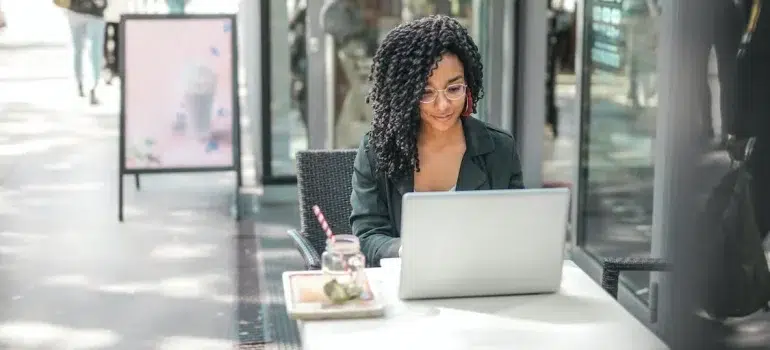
[395,117,495,195]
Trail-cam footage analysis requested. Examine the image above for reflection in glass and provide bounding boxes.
[579,0,661,296]
[321,0,474,149]
[543,1,577,193]
[269,0,309,176]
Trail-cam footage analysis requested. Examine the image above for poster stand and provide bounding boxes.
[117,14,242,222]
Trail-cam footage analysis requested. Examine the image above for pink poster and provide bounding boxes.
[121,17,236,170]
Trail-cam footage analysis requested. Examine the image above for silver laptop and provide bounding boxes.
[398,188,570,300]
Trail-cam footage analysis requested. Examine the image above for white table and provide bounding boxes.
[299,259,668,350]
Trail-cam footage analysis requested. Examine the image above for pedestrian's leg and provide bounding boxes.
[166,0,186,14]
[0,0,6,30]
[86,17,107,105]
[67,13,88,97]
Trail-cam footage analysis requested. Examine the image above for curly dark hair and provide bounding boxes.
[365,15,484,182]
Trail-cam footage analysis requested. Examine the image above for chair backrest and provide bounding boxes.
[296,149,358,257]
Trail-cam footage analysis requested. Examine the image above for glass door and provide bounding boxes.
[257,0,310,184]
[574,0,661,296]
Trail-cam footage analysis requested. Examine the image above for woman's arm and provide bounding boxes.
[349,138,401,266]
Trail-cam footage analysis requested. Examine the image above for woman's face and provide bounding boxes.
[418,53,467,133]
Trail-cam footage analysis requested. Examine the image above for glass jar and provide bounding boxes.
[321,235,367,303]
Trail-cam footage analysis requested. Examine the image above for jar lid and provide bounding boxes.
[326,234,361,254]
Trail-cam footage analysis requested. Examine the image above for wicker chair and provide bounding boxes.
[288,149,358,270]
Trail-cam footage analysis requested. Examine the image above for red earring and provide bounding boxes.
[462,92,473,117]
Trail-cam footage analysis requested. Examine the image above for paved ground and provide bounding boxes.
[0,1,305,349]
[0,46,240,350]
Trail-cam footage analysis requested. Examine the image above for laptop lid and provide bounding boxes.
[398,188,570,300]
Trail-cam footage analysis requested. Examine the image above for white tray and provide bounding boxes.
[282,270,386,320]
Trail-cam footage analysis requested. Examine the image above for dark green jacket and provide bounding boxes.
[349,117,524,266]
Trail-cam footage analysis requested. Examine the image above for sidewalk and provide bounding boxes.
[0,0,70,47]
[0,3,274,349]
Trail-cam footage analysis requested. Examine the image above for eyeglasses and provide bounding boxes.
[420,84,467,104]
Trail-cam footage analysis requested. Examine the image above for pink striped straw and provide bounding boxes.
[312,205,353,274]
[312,205,335,243]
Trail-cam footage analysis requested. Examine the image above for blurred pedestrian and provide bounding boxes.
[0,0,6,30]
[63,0,108,105]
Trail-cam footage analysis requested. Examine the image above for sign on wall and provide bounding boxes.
[589,0,626,73]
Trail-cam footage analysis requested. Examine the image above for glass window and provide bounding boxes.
[268,0,483,175]
[322,0,476,149]
[268,0,309,177]
[544,0,578,248]
[543,0,578,190]
[578,0,661,297]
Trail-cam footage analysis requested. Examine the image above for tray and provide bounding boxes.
[282,270,386,320]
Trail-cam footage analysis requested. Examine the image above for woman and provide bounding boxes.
[350,15,524,267]
[65,0,108,105]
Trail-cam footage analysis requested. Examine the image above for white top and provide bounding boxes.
[300,259,669,350]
